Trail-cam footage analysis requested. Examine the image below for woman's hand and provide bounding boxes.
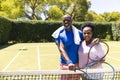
[91,38,100,46]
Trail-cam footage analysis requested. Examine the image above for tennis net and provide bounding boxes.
[0,68,120,80]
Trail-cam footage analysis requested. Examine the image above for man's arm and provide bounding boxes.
[57,41,70,62]
[57,42,76,71]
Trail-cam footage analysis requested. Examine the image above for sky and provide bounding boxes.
[88,0,120,14]
[41,0,120,20]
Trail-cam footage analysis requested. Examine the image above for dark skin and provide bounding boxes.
[83,26,105,67]
[57,14,76,71]
[57,14,100,71]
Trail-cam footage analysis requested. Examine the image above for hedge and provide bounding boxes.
[0,16,120,44]
[0,16,12,44]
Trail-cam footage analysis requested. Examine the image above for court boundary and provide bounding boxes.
[2,46,41,71]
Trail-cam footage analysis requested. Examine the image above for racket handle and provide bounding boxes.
[87,62,98,67]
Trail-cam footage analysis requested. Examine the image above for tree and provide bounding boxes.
[71,0,90,21]
[47,0,90,21]
[102,12,120,22]
[24,0,48,20]
[0,0,48,20]
[85,11,105,22]
[48,6,63,21]
[0,0,24,19]
[0,0,91,21]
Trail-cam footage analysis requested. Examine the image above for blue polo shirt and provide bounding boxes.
[55,29,83,64]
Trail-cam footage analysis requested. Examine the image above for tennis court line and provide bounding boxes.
[23,46,41,70]
[37,46,41,70]
[24,46,41,70]
[2,46,26,71]
[37,46,42,80]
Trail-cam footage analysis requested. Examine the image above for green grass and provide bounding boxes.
[0,41,119,71]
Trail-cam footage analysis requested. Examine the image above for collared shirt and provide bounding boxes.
[55,29,83,64]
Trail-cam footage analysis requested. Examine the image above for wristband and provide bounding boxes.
[66,60,73,64]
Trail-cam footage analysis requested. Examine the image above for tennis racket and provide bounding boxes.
[76,62,115,80]
[87,41,109,65]
[84,41,115,80]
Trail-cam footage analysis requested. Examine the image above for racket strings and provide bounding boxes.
[84,41,115,80]
[77,41,116,80]
[87,41,109,66]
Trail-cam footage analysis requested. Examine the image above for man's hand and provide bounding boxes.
[68,63,76,72]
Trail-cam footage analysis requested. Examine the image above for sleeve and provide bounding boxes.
[54,34,61,44]
[54,38,60,44]
[79,30,84,41]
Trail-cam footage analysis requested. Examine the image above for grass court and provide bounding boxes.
[0,41,119,71]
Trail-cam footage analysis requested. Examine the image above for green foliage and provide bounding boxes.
[24,0,47,20]
[109,12,120,22]
[49,0,90,21]
[111,23,120,40]
[0,0,24,19]
[48,6,63,20]
[93,22,112,40]
[74,22,112,40]
[72,0,90,21]
[9,20,62,42]
[0,0,120,22]
[85,11,105,22]
[1,17,120,44]
[105,35,111,41]
[0,16,12,44]
[102,12,120,22]
[47,0,71,10]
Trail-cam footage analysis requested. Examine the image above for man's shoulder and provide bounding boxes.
[78,29,83,34]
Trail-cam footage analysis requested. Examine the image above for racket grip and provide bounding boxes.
[87,62,97,67]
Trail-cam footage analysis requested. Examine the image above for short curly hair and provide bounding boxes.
[81,22,95,32]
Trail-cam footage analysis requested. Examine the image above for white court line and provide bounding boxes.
[37,46,41,70]
[2,46,41,71]
[37,46,42,80]
[2,46,26,71]
[25,46,41,70]
[107,56,120,62]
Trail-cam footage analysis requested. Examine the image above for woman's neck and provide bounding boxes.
[85,39,92,45]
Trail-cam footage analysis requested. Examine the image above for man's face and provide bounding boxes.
[62,17,72,30]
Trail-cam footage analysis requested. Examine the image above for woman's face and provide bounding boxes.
[83,27,93,42]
